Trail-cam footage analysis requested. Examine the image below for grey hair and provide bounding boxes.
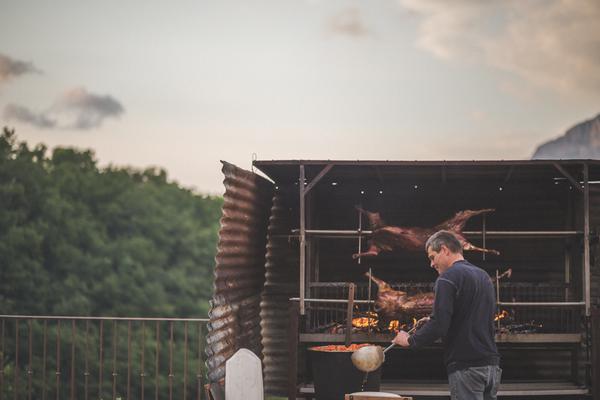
[425,230,463,254]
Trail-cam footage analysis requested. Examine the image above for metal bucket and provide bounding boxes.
[309,345,381,400]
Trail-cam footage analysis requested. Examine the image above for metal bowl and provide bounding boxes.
[351,345,385,372]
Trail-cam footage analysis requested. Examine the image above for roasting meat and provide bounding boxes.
[365,272,434,324]
[353,208,499,259]
[365,269,511,325]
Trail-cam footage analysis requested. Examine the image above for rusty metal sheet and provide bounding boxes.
[205,161,273,400]
[260,193,299,396]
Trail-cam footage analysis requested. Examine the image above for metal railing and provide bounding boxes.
[0,315,209,400]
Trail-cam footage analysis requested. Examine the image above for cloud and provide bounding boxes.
[327,8,371,38]
[0,53,40,83]
[399,0,600,96]
[3,87,124,130]
[50,87,125,129]
[3,104,56,129]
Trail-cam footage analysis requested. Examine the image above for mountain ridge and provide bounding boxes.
[532,113,600,159]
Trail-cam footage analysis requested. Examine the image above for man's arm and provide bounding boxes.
[395,278,456,348]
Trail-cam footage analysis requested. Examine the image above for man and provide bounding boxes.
[393,230,501,400]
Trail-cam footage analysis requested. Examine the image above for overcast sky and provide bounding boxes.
[1,0,599,194]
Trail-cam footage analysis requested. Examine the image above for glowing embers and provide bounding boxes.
[351,311,378,329]
[494,309,543,334]
[495,309,510,321]
[329,313,419,334]
[309,343,373,352]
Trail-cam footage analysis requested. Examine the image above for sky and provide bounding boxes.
[1,0,599,194]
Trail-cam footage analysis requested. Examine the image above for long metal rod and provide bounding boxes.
[42,321,47,400]
[482,215,486,261]
[99,320,103,400]
[1,319,4,400]
[155,321,160,400]
[183,321,188,400]
[55,320,60,400]
[27,320,32,400]
[84,321,89,400]
[0,316,208,322]
[304,164,333,195]
[14,320,19,400]
[127,321,131,400]
[196,324,203,400]
[168,321,174,400]
[70,321,75,400]
[293,229,582,237]
[497,302,586,307]
[584,163,591,316]
[553,162,584,192]
[141,321,146,400]
[290,297,373,304]
[344,284,355,347]
[290,298,586,307]
[357,206,362,265]
[299,164,306,315]
[112,320,117,400]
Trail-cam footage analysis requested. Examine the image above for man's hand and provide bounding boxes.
[392,330,411,347]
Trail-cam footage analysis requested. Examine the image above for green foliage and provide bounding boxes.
[0,127,223,398]
[0,126,222,317]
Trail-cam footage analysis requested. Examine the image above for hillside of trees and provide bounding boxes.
[0,127,222,318]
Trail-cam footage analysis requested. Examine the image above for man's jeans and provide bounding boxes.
[448,365,502,400]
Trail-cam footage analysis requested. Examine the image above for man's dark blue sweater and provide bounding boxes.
[408,260,500,373]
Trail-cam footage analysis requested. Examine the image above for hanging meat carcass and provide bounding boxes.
[353,208,500,259]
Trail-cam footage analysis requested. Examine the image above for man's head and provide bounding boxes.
[425,230,464,275]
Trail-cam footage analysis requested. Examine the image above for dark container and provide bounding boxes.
[309,346,381,400]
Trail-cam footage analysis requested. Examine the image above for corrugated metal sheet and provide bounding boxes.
[205,161,273,400]
[260,192,299,396]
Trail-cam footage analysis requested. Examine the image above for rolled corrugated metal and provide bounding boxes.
[260,192,299,396]
[205,161,273,400]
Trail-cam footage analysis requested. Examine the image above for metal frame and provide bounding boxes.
[298,164,334,315]
[294,161,593,316]
[282,160,597,399]
[584,163,591,316]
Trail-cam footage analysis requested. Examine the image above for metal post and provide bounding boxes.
[357,205,362,265]
[367,267,372,336]
[584,163,590,316]
[299,164,306,315]
[482,214,486,261]
[496,270,500,332]
[345,284,355,347]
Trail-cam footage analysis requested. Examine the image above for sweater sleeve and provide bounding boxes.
[408,277,457,348]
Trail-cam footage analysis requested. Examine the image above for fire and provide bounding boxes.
[388,320,400,332]
[352,312,378,328]
[494,310,509,321]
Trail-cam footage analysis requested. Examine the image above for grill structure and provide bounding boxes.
[202,160,600,399]
[306,282,581,335]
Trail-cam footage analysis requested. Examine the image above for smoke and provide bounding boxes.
[0,53,40,83]
[3,87,124,130]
